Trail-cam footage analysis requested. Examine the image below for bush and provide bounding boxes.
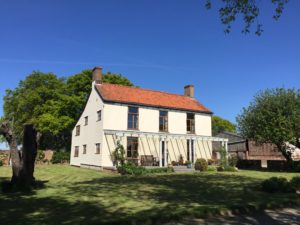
[117,162,146,175]
[261,177,296,193]
[207,165,217,172]
[117,162,174,175]
[145,167,174,174]
[36,150,45,163]
[194,158,208,171]
[290,177,300,191]
[0,160,3,167]
[217,166,224,172]
[224,166,238,172]
[228,155,238,167]
[51,151,70,164]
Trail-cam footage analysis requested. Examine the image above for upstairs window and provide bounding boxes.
[83,145,87,154]
[84,116,88,126]
[74,146,79,157]
[128,107,139,130]
[159,111,168,132]
[97,110,102,121]
[75,125,80,136]
[95,143,100,154]
[187,113,195,134]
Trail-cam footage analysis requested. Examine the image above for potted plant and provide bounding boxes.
[186,160,192,168]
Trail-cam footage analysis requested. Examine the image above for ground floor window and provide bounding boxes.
[95,143,100,154]
[127,137,138,158]
[74,146,79,157]
[83,145,87,154]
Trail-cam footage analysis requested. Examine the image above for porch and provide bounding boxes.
[103,129,228,167]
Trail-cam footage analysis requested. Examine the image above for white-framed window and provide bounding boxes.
[84,116,88,126]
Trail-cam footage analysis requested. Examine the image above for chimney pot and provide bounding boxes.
[92,66,102,84]
[184,85,194,98]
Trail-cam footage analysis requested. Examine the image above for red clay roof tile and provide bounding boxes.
[95,83,212,114]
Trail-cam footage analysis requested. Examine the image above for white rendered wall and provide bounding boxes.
[70,84,104,167]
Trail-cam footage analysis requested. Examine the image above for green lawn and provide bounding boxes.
[0,165,300,225]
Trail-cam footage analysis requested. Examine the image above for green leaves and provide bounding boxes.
[212,116,236,135]
[237,88,300,161]
[206,0,289,35]
[3,69,135,150]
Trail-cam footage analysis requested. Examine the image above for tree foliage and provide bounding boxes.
[206,0,289,35]
[3,70,134,150]
[212,116,236,135]
[237,88,300,161]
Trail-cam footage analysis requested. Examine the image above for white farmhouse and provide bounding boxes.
[70,67,227,169]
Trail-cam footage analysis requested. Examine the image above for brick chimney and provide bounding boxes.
[92,66,102,84]
[184,85,194,98]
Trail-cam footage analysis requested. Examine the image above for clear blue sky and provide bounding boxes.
[0,1,299,124]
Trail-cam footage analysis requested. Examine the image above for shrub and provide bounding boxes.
[117,162,174,175]
[219,147,228,167]
[117,162,146,175]
[112,141,125,167]
[261,177,296,193]
[0,160,3,167]
[145,167,174,174]
[217,166,224,172]
[36,150,45,163]
[207,165,217,172]
[224,166,238,172]
[228,155,238,167]
[290,177,300,191]
[51,151,70,164]
[194,158,208,171]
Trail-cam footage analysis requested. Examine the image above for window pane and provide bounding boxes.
[128,116,133,129]
[129,107,138,113]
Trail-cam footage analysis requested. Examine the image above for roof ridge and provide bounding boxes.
[95,83,212,114]
[97,83,191,98]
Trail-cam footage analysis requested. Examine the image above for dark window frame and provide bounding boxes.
[75,125,80,136]
[159,111,168,132]
[95,143,101,154]
[97,110,102,121]
[187,113,195,134]
[74,146,79,157]
[127,107,139,130]
[127,137,138,158]
[83,144,87,154]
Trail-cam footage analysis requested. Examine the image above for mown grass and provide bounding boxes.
[0,165,300,225]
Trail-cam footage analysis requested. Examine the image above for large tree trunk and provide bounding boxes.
[0,122,37,189]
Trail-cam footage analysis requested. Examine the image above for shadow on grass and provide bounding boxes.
[0,173,299,225]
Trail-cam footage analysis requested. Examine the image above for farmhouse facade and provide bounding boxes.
[70,67,228,169]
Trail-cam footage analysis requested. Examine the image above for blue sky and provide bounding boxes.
[0,0,299,138]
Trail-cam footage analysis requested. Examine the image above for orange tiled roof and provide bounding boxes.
[95,83,212,114]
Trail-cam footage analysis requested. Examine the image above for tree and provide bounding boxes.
[212,116,236,135]
[3,69,134,151]
[206,0,289,35]
[0,123,37,190]
[237,88,300,162]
